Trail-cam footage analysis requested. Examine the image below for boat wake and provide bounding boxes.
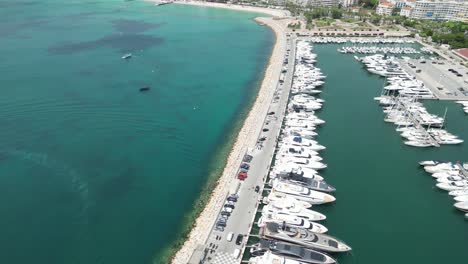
[1,149,91,219]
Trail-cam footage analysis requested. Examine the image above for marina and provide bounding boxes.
[2,1,468,264]
[420,161,468,218]
[244,40,351,263]
[187,33,468,264]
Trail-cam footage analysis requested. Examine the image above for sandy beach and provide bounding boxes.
[144,1,289,263]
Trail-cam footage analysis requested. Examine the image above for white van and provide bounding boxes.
[232,248,241,259]
[226,232,234,242]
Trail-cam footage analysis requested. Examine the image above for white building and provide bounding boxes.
[376,1,396,16]
[388,0,416,9]
[410,0,468,22]
[305,0,340,7]
[400,6,413,17]
[340,0,359,8]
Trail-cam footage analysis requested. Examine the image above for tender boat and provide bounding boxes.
[139,86,150,92]
[121,53,132,59]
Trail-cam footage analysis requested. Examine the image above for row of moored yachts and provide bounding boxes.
[420,161,468,219]
[248,41,351,264]
[308,37,415,44]
[376,96,462,147]
[358,54,434,99]
[338,46,419,54]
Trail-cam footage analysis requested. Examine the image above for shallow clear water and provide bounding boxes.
[0,1,273,263]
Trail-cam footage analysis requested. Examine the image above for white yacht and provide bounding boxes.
[272,180,336,205]
[454,201,468,212]
[454,195,468,202]
[449,189,468,196]
[262,203,326,222]
[436,181,468,191]
[263,191,313,209]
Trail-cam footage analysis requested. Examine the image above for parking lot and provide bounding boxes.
[187,35,297,264]
[400,58,468,100]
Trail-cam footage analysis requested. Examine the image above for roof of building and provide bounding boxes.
[403,6,413,10]
[379,1,395,7]
[454,48,468,59]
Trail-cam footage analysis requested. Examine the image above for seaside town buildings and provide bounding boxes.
[376,1,396,16]
[375,0,467,21]
[340,0,359,8]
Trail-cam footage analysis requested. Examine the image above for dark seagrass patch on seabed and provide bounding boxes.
[111,19,165,34]
[48,34,164,54]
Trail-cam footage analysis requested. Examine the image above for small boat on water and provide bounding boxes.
[250,239,336,264]
[454,201,468,212]
[121,53,132,59]
[139,86,150,92]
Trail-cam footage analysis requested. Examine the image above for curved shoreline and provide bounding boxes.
[145,1,289,263]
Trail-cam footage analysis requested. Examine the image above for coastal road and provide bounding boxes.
[188,34,297,264]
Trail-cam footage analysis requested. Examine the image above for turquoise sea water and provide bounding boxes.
[0,1,273,263]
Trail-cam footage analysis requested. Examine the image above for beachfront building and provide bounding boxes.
[305,0,340,7]
[340,0,359,8]
[400,6,413,17]
[410,0,468,22]
[376,1,396,16]
[389,0,416,9]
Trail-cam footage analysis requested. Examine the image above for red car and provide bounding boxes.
[238,172,248,181]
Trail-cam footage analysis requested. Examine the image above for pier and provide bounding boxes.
[389,96,440,147]
[187,29,298,264]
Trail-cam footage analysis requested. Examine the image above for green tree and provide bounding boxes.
[371,14,382,25]
[331,8,343,19]
[391,8,401,16]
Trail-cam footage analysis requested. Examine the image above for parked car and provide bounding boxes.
[221,211,231,217]
[224,203,235,209]
[235,234,244,245]
[255,185,260,193]
[226,232,234,242]
[227,196,237,202]
[243,154,253,163]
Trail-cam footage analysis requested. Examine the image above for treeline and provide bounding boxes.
[304,7,343,24]
[358,0,379,8]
